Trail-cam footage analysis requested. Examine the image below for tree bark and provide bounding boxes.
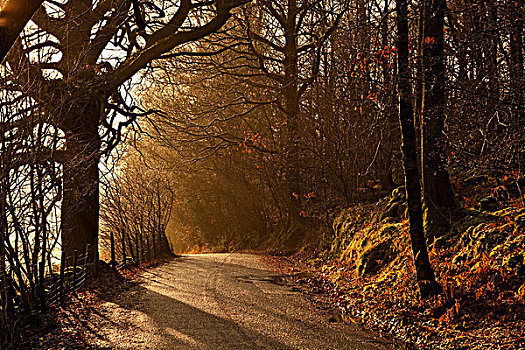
[421,0,456,237]
[0,0,44,63]
[485,0,500,110]
[282,0,303,228]
[61,96,102,264]
[508,0,523,123]
[395,0,441,299]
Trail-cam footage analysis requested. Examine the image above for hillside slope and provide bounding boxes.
[295,172,525,349]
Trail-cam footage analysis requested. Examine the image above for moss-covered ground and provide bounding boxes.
[283,171,525,349]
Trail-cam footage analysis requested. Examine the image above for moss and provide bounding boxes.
[391,186,406,201]
[514,213,525,233]
[423,205,454,240]
[451,209,495,237]
[357,238,396,276]
[502,252,525,275]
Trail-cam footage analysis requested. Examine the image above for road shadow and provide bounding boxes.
[95,255,392,350]
[98,280,294,350]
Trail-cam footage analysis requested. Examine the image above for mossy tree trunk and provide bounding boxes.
[395,0,441,299]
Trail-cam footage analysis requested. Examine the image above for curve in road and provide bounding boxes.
[90,253,393,350]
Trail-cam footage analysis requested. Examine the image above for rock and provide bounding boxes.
[468,223,509,257]
[380,202,401,220]
[503,252,525,276]
[479,196,499,211]
[357,239,395,276]
[452,252,467,266]
[391,186,406,202]
[380,187,407,220]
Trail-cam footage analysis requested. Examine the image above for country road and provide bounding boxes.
[89,254,393,350]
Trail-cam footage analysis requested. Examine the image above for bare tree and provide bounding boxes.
[420,0,457,237]
[395,0,440,299]
[1,87,63,346]
[101,148,174,262]
[2,0,248,260]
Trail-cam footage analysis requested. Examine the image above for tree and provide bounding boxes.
[420,0,457,237]
[507,0,523,124]
[101,148,174,262]
[237,0,348,228]
[2,0,248,261]
[137,0,350,240]
[1,92,63,345]
[395,0,441,299]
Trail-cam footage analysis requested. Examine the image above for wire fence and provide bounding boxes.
[0,244,97,349]
[0,227,171,349]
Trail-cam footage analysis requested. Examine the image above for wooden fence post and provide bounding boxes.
[94,244,98,275]
[146,232,151,262]
[38,268,46,312]
[72,250,78,292]
[152,229,157,260]
[110,230,116,269]
[121,228,126,267]
[84,244,90,284]
[135,234,140,265]
[59,251,65,303]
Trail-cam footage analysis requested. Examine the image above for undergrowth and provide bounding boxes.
[292,171,525,349]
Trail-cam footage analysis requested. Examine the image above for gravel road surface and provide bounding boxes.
[89,253,393,350]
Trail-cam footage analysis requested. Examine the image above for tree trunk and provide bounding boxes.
[283,0,303,229]
[415,1,425,164]
[421,0,456,238]
[485,0,500,110]
[508,0,524,124]
[159,224,172,257]
[395,0,441,299]
[61,97,101,264]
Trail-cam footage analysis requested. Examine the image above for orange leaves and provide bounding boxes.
[347,45,397,79]
[292,191,316,200]
[424,36,435,47]
[232,124,267,156]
